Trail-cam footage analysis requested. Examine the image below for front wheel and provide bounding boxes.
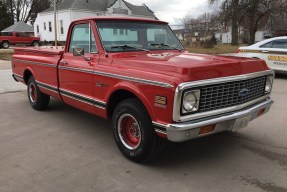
[112,98,166,163]
[2,41,10,49]
[27,76,50,110]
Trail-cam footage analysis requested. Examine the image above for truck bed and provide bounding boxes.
[12,46,65,100]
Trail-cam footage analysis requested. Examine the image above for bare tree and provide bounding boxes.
[209,0,250,45]
[3,0,61,25]
[209,0,287,45]
[243,0,287,44]
[0,0,13,31]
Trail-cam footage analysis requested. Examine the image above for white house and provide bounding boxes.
[215,28,269,44]
[34,0,157,42]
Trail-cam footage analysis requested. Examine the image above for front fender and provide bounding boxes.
[105,81,157,121]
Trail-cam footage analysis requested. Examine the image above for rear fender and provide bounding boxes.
[23,66,36,84]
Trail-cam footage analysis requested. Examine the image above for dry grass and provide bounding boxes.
[186,44,243,55]
[0,49,14,61]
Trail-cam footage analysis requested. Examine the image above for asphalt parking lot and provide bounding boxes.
[0,61,287,192]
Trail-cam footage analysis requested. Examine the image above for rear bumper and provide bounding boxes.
[166,99,273,142]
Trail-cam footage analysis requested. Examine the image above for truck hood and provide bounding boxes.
[111,51,269,82]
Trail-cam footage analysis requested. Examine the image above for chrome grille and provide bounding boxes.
[198,76,267,112]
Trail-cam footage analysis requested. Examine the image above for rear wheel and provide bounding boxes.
[27,76,50,110]
[32,41,40,47]
[112,98,166,163]
[2,41,9,49]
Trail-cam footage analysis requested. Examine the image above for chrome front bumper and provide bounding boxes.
[166,99,273,142]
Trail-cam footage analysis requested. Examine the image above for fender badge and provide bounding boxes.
[155,96,167,109]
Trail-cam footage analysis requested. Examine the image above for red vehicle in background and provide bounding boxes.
[11,17,274,163]
[0,32,40,49]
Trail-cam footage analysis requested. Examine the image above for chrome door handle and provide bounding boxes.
[262,50,269,53]
[60,60,68,65]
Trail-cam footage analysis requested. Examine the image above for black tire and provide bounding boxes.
[32,41,40,47]
[27,76,50,110]
[112,98,166,163]
[2,41,10,49]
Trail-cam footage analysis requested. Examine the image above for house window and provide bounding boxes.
[113,29,117,35]
[49,22,52,32]
[120,29,124,35]
[44,22,46,30]
[37,25,39,33]
[60,20,64,35]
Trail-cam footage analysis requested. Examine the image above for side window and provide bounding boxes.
[20,33,28,37]
[16,33,20,37]
[49,22,52,32]
[68,23,98,53]
[272,40,287,49]
[260,41,273,48]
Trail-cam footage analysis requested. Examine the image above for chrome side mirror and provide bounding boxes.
[73,48,84,56]
[73,48,91,61]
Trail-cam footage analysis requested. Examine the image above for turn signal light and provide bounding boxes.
[199,125,215,135]
[257,108,265,117]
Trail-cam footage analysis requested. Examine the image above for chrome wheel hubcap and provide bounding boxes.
[118,114,141,150]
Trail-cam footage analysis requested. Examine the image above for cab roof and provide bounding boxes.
[73,16,168,24]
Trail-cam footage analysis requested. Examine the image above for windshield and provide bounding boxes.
[96,21,184,52]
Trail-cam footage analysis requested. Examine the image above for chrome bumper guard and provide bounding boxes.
[166,99,274,142]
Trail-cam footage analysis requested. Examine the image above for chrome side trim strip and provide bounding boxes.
[58,66,94,74]
[61,92,106,109]
[36,80,106,110]
[59,88,106,109]
[13,59,56,68]
[155,129,167,135]
[36,81,59,94]
[153,121,167,134]
[93,71,174,88]
[153,121,168,129]
[58,65,174,88]
[173,70,274,122]
[13,73,24,80]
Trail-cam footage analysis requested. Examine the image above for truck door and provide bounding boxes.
[15,32,22,44]
[59,22,99,114]
[20,32,30,44]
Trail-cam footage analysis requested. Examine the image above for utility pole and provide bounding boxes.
[54,0,57,46]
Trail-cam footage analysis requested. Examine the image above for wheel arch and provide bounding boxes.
[23,67,35,85]
[106,83,156,121]
[32,40,40,45]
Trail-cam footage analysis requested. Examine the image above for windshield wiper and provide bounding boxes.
[111,45,149,52]
[149,43,183,51]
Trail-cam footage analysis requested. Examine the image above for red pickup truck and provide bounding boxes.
[0,32,40,49]
[12,17,274,163]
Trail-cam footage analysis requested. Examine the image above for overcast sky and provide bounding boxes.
[128,0,210,26]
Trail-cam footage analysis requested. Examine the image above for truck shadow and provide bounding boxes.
[46,98,250,167]
[275,73,287,79]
